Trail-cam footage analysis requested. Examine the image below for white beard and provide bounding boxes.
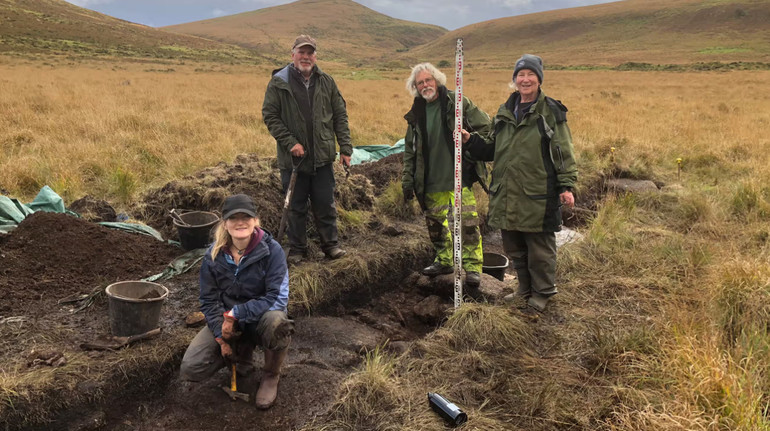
[420,87,436,101]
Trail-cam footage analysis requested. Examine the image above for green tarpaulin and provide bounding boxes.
[350,139,404,165]
[0,186,164,240]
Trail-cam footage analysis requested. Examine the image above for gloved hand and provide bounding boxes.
[403,188,414,203]
[221,310,239,341]
[216,337,233,361]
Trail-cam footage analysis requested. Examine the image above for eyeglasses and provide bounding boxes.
[415,77,435,87]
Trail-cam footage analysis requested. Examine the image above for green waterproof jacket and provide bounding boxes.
[467,90,577,232]
[262,64,352,174]
[402,86,491,209]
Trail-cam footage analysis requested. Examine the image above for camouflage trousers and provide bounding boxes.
[423,188,483,273]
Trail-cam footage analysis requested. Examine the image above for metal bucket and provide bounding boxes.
[482,252,509,281]
[105,281,169,337]
[173,211,219,250]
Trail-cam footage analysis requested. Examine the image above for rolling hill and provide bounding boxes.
[403,0,770,67]
[1,0,768,68]
[162,0,447,65]
[0,0,261,62]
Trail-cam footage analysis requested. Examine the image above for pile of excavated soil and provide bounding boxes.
[0,211,181,316]
[349,152,403,190]
[135,154,379,241]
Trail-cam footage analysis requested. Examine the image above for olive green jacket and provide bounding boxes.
[468,90,577,232]
[402,86,491,209]
[262,64,352,173]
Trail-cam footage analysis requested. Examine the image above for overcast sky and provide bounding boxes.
[63,0,619,30]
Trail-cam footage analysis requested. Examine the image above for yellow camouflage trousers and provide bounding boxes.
[424,187,483,273]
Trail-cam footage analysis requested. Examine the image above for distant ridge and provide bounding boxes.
[163,0,447,64]
[2,0,768,67]
[403,0,770,67]
[0,0,261,62]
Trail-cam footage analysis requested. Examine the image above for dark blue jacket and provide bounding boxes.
[199,229,289,339]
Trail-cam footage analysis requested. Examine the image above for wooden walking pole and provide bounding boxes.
[453,38,464,309]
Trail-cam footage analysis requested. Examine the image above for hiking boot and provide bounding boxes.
[287,249,307,265]
[325,247,347,260]
[465,271,481,288]
[527,295,550,313]
[422,262,453,277]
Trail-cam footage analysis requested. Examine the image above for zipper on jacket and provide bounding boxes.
[555,146,565,172]
[537,115,558,173]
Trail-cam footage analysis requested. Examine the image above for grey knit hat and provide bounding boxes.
[513,54,544,84]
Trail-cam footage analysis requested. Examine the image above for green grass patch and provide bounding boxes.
[698,46,751,55]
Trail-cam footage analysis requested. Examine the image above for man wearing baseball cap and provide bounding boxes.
[262,35,352,264]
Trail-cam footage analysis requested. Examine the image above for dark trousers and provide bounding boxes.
[179,310,293,382]
[280,163,339,255]
[501,229,558,300]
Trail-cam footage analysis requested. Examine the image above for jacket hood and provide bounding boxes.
[270,63,322,83]
[404,85,450,123]
[499,89,544,121]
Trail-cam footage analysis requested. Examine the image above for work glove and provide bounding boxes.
[403,188,414,203]
[221,310,239,341]
[216,337,233,361]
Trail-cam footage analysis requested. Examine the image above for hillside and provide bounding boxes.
[163,0,447,65]
[404,0,770,67]
[0,0,261,62]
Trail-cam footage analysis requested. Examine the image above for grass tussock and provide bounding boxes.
[653,332,770,431]
[731,180,770,221]
[595,255,770,430]
[374,181,417,220]
[710,259,770,348]
[317,346,403,431]
[440,302,531,353]
[310,305,540,431]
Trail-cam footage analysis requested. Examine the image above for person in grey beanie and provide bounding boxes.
[463,54,578,313]
[514,54,544,84]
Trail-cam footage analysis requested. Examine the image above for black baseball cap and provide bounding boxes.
[222,194,257,220]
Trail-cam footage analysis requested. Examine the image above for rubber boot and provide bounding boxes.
[511,257,532,298]
[255,348,287,409]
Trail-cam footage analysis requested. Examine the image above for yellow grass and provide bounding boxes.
[2,56,770,428]
[2,60,768,205]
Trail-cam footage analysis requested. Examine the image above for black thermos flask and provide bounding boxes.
[428,392,468,426]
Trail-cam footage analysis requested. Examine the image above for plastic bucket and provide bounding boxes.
[173,211,219,250]
[105,281,169,337]
[482,252,509,281]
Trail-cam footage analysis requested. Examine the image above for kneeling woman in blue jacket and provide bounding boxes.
[180,194,293,410]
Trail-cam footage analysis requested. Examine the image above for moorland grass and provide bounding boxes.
[2,57,770,429]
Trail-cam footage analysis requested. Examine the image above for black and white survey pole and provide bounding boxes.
[453,38,464,309]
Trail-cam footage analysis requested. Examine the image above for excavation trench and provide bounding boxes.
[1,154,519,430]
[49,252,500,431]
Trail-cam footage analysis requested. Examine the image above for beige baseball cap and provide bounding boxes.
[292,34,317,50]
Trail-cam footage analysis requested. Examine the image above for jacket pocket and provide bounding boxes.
[319,121,334,141]
[514,165,548,197]
[489,181,501,196]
